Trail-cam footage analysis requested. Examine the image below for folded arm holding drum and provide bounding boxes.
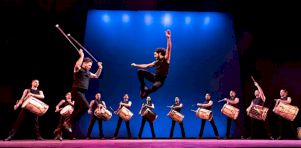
[222,97,239,105]
[274,97,291,105]
[197,100,213,108]
[14,89,45,110]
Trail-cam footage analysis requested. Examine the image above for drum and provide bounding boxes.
[94,107,112,121]
[273,102,299,121]
[196,108,213,121]
[168,110,184,123]
[60,105,73,116]
[221,104,240,120]
[117,106,133,121]
[297,127,301,140]
[247,105,269,121]
[21,96,49,116]
[142,108,158,122]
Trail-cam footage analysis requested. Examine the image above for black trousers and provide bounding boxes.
[138,117,156,138]
[199,118,219,138]
[87,115,104,138]
[54,115,71,137]
[226,117,245,138]
[277,116,295,138]
[67,88,89,125]
[169,120,186,138]
[114,117,132,138]
[137,70,165,96]
[250,118,272,138]
[8,109,41,138]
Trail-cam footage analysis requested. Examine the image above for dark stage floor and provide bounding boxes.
[1,139,301,148]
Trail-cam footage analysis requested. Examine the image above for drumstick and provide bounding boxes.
[55,24,79,52]
[218,99,225,103]
[67,34,99,63]
[251,76,255,82]
[191,109,197,113]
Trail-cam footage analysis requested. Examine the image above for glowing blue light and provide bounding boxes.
[185,16,191,25]
[204,16,210,25]
[122,14,129,23]
[144,14,153,25]
[162,13,172,26]
[102,14,110,23]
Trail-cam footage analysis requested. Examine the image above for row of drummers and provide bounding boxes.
[23,88,299,124]
[57,92,299,125]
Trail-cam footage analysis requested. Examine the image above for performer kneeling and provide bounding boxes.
[112,94,132,139]
[54,92,75,140]
[169,97,186,139]
[4,79,45,141]
[197,93,220,139]
[86,92,106,139]
[138,96,156,139]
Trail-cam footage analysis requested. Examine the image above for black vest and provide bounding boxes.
[72,68,90,90]
[228,97,238,107]
[154,58,169,78]
[29,88,40,95]
[173,103,182,112]
[252,97,264,106]
[92,99,104,111]
[202,100,212,110]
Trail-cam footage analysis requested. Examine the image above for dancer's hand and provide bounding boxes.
[98,62,103,69]
[166,30,171,38]
[131,63,137,67]
[88,109,92,114]
[78,49,84,57]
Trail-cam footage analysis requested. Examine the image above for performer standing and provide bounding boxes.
[221,90,245,139]
[131,30,172,99]
[64,49,103,133]
[274,89,295,140]
[169,97,186,139]
[112,94,132,139]
[4,79,45,141]
[138,96,156,139]
[54,92,75,141]
[86,92,106,139]
[246,81,274,140]
[197,93,220,139]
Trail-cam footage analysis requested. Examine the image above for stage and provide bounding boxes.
[1,139,301,148]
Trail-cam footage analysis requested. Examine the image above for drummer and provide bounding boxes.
[138,96,156,139]
[86,92,106,139]
[274,89,295,140]
[112,94,132,139]
[197,93,220,139]
[221,90,245,139]
[246,81,274,140]
[169,97,186,139]
[54,92,75,140]
[4,79,45,141]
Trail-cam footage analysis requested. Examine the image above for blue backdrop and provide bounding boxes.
[77,10,241,138]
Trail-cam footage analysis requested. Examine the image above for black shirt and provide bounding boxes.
[252,97,264,106]
[173,103,182,112]
[154,58,169,78]
[202,100,212,110]
[72,68,90,90]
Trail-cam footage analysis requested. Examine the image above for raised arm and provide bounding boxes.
[165,30,172,63]
[254,82,266,102]
[74,49,84,72]
[90,62,103,79]
[131,61,155,69]
[102,101,107,108]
